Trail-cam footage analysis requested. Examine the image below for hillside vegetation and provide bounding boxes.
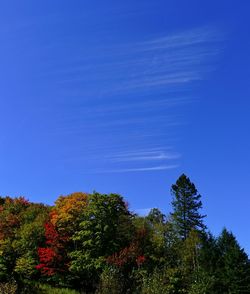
[0,174,249,293]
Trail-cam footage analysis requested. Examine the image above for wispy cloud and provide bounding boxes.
[138,27,220,51]
[40,26,221,174]
[46,26,220,97]
[95,165,179,174]
[106,149,180,162]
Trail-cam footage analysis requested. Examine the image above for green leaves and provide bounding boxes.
[215,229,250,293]
[0,176,249,293]
[0,198,49,283]
[14,255,37,278]
[69,193,133,280]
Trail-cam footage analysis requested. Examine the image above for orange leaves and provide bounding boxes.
[37,192,89,277]
[6,214,19,227]
[0,196,30,240]
[50,192,88,230]
[14,197,30,207]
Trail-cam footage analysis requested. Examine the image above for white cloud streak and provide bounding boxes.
[41,26,221,173]
[95,165,179,173]
[45,26,220,96]
[106,150,180,162]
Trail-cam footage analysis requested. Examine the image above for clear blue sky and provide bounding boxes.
[0,1,249,253]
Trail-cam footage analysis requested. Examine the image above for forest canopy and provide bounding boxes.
[0,174,249,294]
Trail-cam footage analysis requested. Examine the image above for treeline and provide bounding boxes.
[0,174,249,293]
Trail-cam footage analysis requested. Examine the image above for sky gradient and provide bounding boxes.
[0,1,249,253]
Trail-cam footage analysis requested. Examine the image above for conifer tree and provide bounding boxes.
[171,174,206,240]
[215,228,250,293]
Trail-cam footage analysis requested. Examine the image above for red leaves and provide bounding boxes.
[38,248,58,263]
[36,222,69,276]
[0,197,30,240]
[36,264,56,276]
[107,242,146,267]
[107,243,136,267]
[36,246,66,276]
[36,193,88,277]
[136,255,146,266]
[44,223,58,246]
[107,228,147,268]
[44,222,68,247]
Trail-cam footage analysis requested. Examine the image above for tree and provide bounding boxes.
[36,192,88,286]
[171,174,206,240]
[36,222,69,279]
[0,197,49,283]
[50,192,88,235]
[146,208,166,225]
[70,192,134,291]
[215,228,250,293]
[144,210,179,269]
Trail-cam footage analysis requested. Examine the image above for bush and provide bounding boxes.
[140,268,186,294]
[95,267,124,294]
[0,280,17,294]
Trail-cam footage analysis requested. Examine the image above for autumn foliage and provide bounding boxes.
[0,176,249,294]
[36,222,69,276]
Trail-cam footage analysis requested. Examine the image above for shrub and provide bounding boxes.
[0,280,17,294]
[96,267,124,294]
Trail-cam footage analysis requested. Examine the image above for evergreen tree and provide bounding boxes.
[215,228,250,293]
[171,174,206,240]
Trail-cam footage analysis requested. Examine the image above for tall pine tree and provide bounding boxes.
[171,174,206,240]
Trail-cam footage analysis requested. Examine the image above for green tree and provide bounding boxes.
[146,208,166,224]
[70,192,134,291]
[171,174,206,240]
[144,212,179,269]
[215,228,250,293]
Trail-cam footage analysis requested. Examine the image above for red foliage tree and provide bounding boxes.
[36,221,69,276]
[36,193,88,278]
[107,227,147,268]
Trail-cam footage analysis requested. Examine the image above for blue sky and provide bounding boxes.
[0,1,249,253]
